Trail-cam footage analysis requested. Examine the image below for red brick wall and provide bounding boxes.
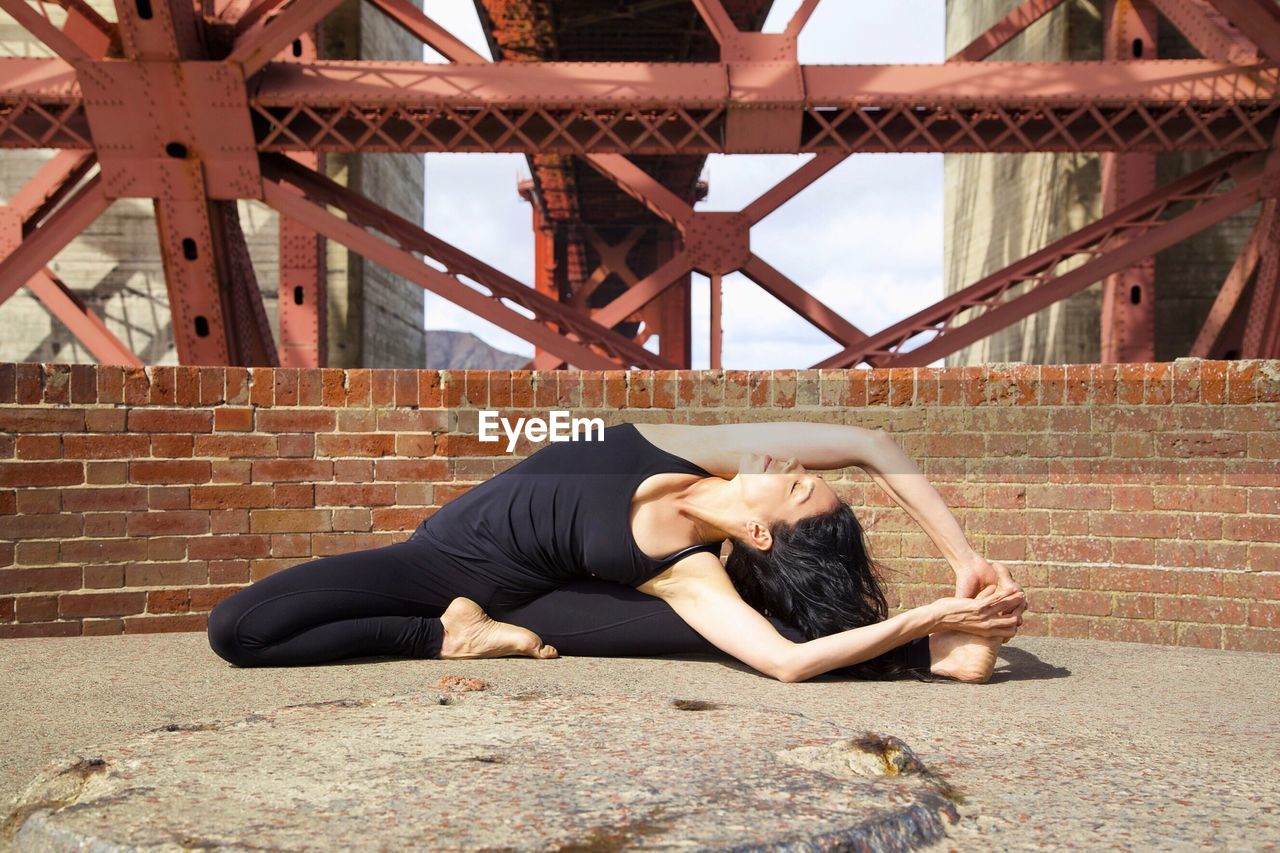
[1,359,1277,652]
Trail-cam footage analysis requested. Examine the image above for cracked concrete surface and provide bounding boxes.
[1,635,1278,850]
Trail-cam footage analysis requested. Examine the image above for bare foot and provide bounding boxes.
[438,597,559,660]
[928,630,1001,684]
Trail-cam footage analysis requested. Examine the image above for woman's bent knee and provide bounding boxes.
[206,599,259,668]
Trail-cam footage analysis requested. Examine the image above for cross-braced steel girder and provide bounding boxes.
[0,0,1278,367]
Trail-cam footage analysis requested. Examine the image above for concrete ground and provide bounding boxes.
[1,634,1278,851]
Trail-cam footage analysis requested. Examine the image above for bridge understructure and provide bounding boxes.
[0,0,1278,370]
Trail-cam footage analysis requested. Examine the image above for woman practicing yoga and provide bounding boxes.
[208,421,1027,682]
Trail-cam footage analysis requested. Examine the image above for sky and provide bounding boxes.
[418,0,945,369]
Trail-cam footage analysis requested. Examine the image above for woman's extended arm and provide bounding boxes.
[640,552,1022,682]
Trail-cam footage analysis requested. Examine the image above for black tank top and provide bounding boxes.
[411,422,722,606]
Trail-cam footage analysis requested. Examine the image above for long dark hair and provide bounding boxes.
[723,501,936,681]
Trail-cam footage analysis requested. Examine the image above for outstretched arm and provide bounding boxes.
[641,552,1022,683]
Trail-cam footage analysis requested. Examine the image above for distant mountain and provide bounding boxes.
[425,329,529,369]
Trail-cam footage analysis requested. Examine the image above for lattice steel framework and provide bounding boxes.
[0,0,1278,367]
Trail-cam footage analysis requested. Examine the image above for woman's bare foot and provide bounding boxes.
[438,597,559,660]
[928,630,1001,684]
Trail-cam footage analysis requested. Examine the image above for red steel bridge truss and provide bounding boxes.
[1,0,1278,368]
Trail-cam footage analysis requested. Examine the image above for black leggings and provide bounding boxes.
[206,540,928,673]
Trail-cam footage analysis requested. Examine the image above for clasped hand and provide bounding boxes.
[937,557,1028,640]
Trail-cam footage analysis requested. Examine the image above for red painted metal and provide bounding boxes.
[948,0,1071,62]
[276,26,326,369]
[1241,197,1280,357]
[4,58,1277,155]
[815,152,1276,368]
[1146,0,1263,63]
[0,149,139,365]
[1,0,1278,368]
[1099,0,1159,364]
[258,153,673,370]
[1190,198,1275,357]
[1202,0,1280,64]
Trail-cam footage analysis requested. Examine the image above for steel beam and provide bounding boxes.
[259,153,674,370]
[1203,0,1280,64]
[4,57,1278,154]
[1146,0,1263,63]
[0,171,110,307]
[226,0,345,77]
[1100,0,1159,364]
[948,0,1071,62]
[1241,196,1280,357]
[1189,198,1275,356]
[814,152,1273,367]
[26,271,142,365]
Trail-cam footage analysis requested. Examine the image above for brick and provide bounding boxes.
[0,621,81,639]
[126,511,210,537]
[274,368,300,406]
[250,509,332,534]
[194,434,277,458]
[191,485,274,510]
[43,364,70,404]
[251,459,333,483]
[78,507,126,535]
[145,589,191,613]
[126,561,208,588]
[315,434,395,458]
[0,407,84,433]
[332,507,372,532]
[257,409,335,433]
[277,434,314,457]
[122,613,208,633]
[298,369,325,406]
[273,483,313,508]
[127,409,213,434]
[130,460,211,485]
[338,410,376,432]
[395,369,420,408]
[395,434,436,457]
[15,488,61,514]
[147,366,176,404]
[0,462,83,487]
[15,363,42,403]
[373,458,448,479]
[371,371,396,406]
[16,595,58,623]
[434,434,510,457]
[198,367,226,405]
[62,434,150,459]
[1223,515,1280,542]
[188,535,271,560]
[15,435,61,460]
[214,407,254,432]
[1154,596,1246,624]
[346,370,372,407]
[271,533,312,558]
[62,487,148,513]
[315,483,397,507]
[322,369,346,407]
[175,366,201,406]
[151,434,194,458]
[417,370,442,408]
[375,410,448,432]
[60,591,146,618]
[61,538,148,563]
[0,566,82,594]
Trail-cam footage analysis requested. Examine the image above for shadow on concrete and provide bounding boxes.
[986,645,1072,683]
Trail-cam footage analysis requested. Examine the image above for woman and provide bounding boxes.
[208,421,1027,683]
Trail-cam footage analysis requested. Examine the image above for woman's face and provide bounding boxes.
[735,451,840,527]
